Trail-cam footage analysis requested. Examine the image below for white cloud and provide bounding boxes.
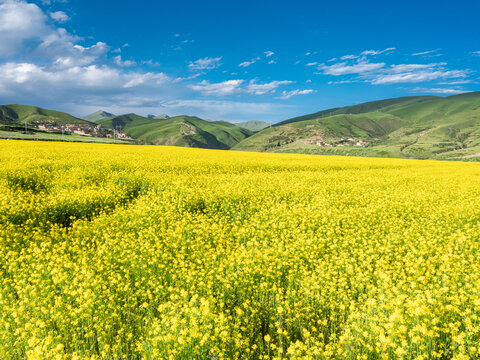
[318,61,386,75]
[277,89,315,99]
[245,80,294,95]
[268,60,276,64]
[239,61,253,67]
[319,55,470,86]
[114,55,136,67]
[123,72,168,88]
[189,79,294,96]
[306,62,318,66]
[239,56,261,67]
[471,51,480,57]
[189,80,244,96]
[371,68,467,85]
[264,51,274,57]
[409,87,468,95]
[387,63,443,73]
[328,80,357,84]
[340,54,358,60]
[331,48,395,63]
[360,47,396,56]
[0,0,49,57]
[49,11,69,23]
[0,62,169,93]
[438,80,472,85]
[41,0,67,4]
[412,49,440,56]
[188,56,222,70]
[141,59,160,67]
[51,42,109,68]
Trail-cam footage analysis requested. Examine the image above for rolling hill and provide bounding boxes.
[0,104,91,125]
[233,92,480,160]
[83,110,116,122]
[97,113,253,149]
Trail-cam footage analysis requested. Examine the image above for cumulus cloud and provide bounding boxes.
[0,1,174,111]
[0,0,50,56]
[0,62,169,94]
[114,55,136,67]
[49,11,69,23]
[188,56,222,70]
[277,89,315,99]
[51,42,110,68]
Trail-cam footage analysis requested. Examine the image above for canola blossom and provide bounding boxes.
[1,140,480,360]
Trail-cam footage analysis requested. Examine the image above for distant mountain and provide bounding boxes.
[236,120,270,132]
[0,104,91,125]
[146,114,170,119]
[97,113,252,149]
[233,92,480,160]
[83,110,116,122]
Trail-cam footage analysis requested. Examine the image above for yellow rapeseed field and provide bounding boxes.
[1,140,480,360]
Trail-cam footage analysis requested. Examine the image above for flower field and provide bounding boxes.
[1,140,480,360]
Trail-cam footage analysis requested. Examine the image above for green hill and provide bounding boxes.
[233,92,480,160]
[83,110,116,122]
[98,113,253,149]
[0,104,91,125]
[236,120,270,132]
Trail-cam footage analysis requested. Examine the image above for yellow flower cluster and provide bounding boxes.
[1,140,480,359]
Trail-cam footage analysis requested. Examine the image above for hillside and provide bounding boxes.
[83,110,116,122]
[98,113,253,149]
[0,104,91,125]
[236,120,270,132]
[233,92,480,160]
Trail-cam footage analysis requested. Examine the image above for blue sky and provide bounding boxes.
[0,0,479,122]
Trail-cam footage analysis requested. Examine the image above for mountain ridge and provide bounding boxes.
[233,92,480,160]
